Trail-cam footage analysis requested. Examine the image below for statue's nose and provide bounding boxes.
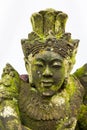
[42,65,53,77]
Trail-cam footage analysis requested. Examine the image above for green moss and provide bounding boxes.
[78,104,87,129]
[66,76,76,97]
[74,65,85,78]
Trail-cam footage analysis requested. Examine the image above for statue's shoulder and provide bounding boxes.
[0,63,21,100]
[73,63,87,89]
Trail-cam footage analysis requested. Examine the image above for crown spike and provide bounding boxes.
[42,10,56,36]
[31,13,43,36]
[55,12,68,37]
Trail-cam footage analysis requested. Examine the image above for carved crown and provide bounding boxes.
[21,8,79,59]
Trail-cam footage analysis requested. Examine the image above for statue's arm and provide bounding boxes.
[0,63,31,130]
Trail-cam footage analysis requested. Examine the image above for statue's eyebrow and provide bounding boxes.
[51,58,63,63]
[36,57,63,62]
[35,58,45,62]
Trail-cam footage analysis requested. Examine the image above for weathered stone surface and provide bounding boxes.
[0,8,87,130]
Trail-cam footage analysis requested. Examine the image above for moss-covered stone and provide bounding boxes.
[0,8,87,130]
[77,104,87,130]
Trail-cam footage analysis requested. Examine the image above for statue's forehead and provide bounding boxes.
[33,51,64,62]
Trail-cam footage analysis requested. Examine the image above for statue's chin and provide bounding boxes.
[42,90,55,97]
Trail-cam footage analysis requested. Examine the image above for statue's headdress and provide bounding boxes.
[21,9,79,60]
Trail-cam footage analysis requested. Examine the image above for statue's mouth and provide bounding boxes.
[41,80,54,88]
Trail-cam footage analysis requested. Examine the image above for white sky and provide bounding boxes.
[0,0,87,77]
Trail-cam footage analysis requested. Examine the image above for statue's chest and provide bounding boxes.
[19,88,82,130]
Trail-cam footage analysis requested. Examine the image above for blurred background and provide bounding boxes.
[0,0,87,77]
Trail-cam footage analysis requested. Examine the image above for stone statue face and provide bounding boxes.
[26,50,66,96]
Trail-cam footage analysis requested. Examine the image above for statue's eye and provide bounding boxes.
[52,62,62,68]
[35,62,44,68]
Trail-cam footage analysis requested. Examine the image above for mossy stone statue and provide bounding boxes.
[0,8,87,130]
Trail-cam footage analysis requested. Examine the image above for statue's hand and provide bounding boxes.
[0,63,20,101]
[0,63,20,87]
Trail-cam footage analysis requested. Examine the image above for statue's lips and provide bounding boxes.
[41,80,54,88]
